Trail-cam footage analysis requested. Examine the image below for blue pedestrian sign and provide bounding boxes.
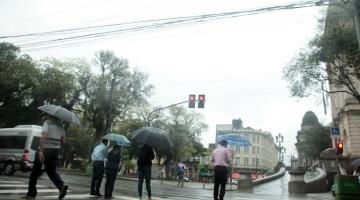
[331,127,340,137]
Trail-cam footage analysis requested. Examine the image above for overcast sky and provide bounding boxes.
[0,0,331,160]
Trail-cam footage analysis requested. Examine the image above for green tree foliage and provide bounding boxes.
[296,125,332,160]
[301,111,319,127]
[80,50,153,142]
[163,107,208,162]
[0,43,82,127]
[283,6,360,101]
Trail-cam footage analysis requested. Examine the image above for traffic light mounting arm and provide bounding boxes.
[147,100,191,125]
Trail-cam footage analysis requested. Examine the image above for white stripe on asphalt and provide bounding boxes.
[0,184,46,188]
[0,189,59,194]
[233,197,265,200]
[0,181,22,184]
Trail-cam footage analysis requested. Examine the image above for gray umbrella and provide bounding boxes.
[38,104,82,127]
[132,126,173,151]
[351,159,360,170]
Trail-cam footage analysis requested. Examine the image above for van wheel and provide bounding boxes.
[4,162,15,175]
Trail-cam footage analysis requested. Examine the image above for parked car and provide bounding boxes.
[184,176,190,182]
[227,178,238,185]
[0,125,42,175]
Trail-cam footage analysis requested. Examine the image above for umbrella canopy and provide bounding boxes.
[132,126,173,151]
[351,159,360,170]
[103,133,131,146]
[38,104,82,127]
[216,134,252,147]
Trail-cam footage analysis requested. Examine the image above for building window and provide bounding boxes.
[235,157,240,166]
[236,146,240,153]
[244,157,249,165]
[244,147,249,153]
[252,158,256,166]
[252,146,256,154]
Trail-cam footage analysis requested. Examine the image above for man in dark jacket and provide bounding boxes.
[137,144,155,200]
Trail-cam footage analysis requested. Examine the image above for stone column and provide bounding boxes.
[288,169,306,194]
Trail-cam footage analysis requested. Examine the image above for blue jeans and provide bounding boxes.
[27,149,64,197]
[138,165,152,198]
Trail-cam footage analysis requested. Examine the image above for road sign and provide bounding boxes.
[331,127,340,137]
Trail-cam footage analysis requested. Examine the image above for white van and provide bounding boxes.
[0,125,42,175]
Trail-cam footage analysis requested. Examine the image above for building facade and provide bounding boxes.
[325,4,360,159]
[214,124,278,173]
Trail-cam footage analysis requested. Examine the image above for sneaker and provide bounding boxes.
[58,184,68,200]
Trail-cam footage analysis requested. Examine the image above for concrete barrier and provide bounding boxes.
[288,169,306,194]
[305,168,329,193]
[252,167,286,186]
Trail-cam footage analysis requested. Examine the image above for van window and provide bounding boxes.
[31,136,41,150]
[0,136,27,149]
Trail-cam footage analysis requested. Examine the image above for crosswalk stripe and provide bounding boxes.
[0,189,59,194]
[0,184,46,188]
[0,181,22,184]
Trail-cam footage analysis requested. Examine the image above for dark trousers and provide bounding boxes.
[213,166,228,200]
[105,168,118,196]
[27,149,64,197]
[91,161,105,194]
[138,165,152,198]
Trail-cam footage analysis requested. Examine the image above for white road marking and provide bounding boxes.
[0,189,59,194]
[0,181,22,184]
[0,184,46,188]
[233,197,265,200]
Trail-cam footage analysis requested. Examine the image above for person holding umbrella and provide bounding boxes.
[104,144,121,199]
[211,139,231,200]
[24,114,68,200]
[137,144,155,200]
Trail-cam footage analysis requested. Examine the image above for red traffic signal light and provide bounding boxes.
[336,141,344,154]
[198,94,205,108]
[188,94,196,108]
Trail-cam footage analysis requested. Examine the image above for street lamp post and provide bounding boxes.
[275,133,285,163]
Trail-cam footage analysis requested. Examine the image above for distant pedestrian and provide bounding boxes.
[211,139,231,200]
[104,145,121,199]
[137,144,155,200]
[24,115,68,200]
[177,162,186,187]
[90,139,108,197]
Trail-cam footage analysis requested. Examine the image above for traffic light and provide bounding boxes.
[188,94,196,108]
[198,94,205,108]
[336,141,344,154]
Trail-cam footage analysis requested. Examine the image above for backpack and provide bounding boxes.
[176,165,184,176]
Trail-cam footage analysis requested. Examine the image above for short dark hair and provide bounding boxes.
[220,139,228,147]
[101,139,108,144]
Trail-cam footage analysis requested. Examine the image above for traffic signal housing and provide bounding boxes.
[188,94,196,108]
[336,141,344,154]
[198,94,205,108]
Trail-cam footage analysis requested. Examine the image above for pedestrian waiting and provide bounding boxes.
[90,139,108,197]
[104,144,121,199]
[211,139,231,200]
[137,144,155,200]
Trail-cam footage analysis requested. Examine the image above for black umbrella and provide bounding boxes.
[132,127,173,151]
